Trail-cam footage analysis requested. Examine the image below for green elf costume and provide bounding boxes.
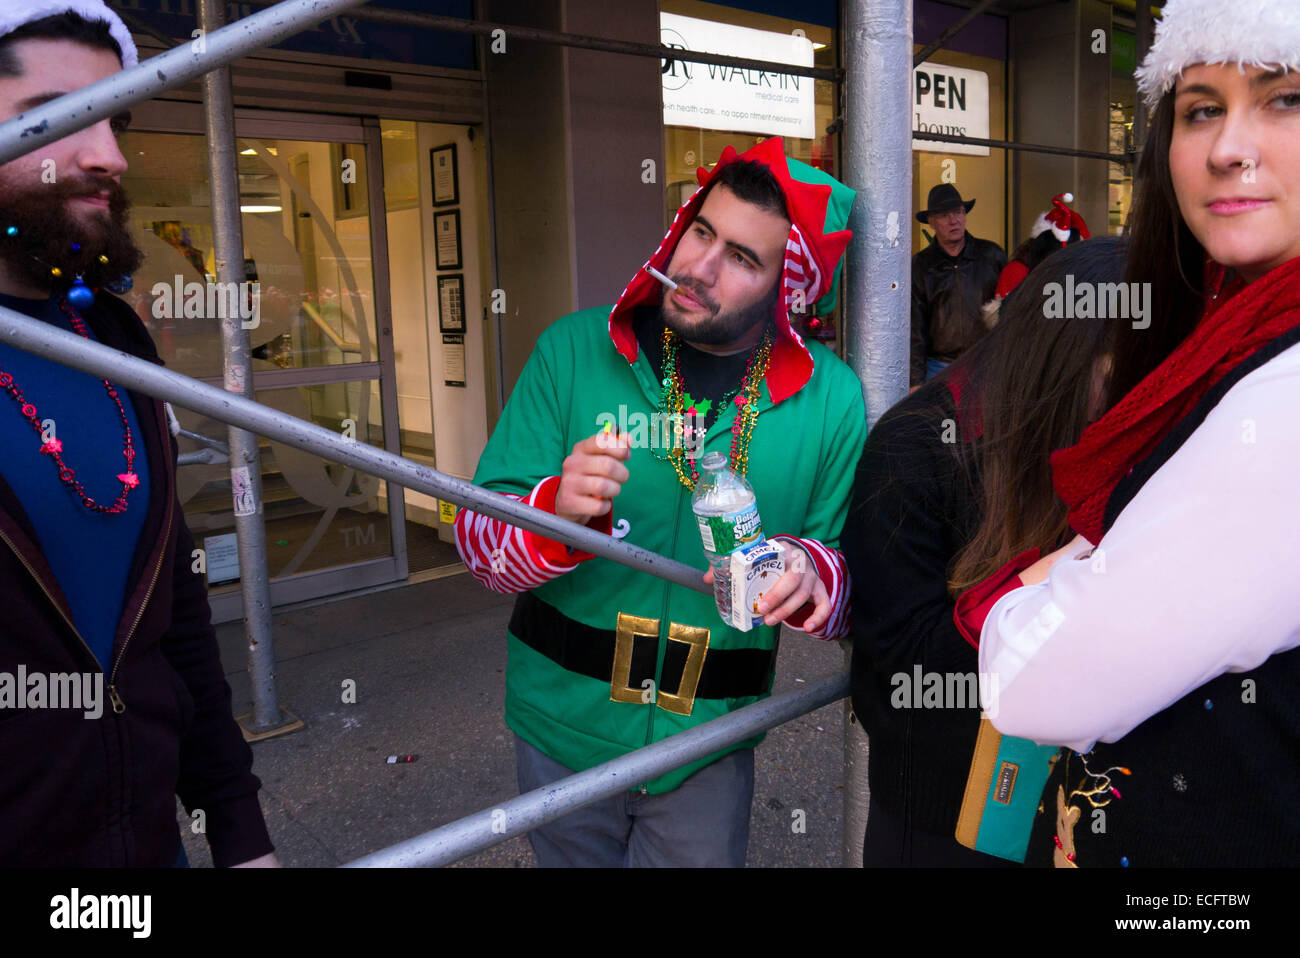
[455,137,865,827]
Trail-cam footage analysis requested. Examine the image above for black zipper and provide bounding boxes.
[1,455,173,865]
[107,492,174,713]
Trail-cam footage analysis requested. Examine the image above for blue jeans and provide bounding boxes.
[925,357,950,381]
[514,736,754,867]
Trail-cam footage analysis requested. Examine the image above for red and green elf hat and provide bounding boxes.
[608,137,855,403]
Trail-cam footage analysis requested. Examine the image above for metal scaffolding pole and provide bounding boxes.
[344,671,849,867]
[0,0,374,166]
[0,306,712,595]
[198,0,289,737]
[842,0,914,868]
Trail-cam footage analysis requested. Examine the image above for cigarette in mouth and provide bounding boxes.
[646,266,678,290]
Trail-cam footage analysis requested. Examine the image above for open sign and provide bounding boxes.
[915,69,968,111]
[912,61,989,156]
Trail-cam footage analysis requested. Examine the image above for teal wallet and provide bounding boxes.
[955,718,1059,863]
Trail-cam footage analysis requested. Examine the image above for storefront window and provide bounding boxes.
[1110,27,1138,233]
[910,48,1008,256]
[118,127,394,589]
[119,131,379,380]
[183,380,392,589]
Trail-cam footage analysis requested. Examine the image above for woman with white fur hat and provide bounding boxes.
[961,0,1300,866]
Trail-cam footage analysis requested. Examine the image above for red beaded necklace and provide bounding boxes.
[0,298,139,514]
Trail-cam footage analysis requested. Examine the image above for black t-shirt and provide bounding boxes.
[632,305,754,434]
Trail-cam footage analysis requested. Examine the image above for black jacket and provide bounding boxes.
[0,292,273,867]
[844,381,987,849]
[910,233,1006,386]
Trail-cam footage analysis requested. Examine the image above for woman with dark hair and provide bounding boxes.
[970,0,1300,867]
[844,235,1128,867]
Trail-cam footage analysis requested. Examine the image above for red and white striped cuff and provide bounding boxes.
[454,476,611,594]
[769,535,850,639]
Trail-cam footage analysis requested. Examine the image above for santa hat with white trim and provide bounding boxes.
[0,1,138,68]
[1135,0,1300,111]
[608,137,855,404]
[1030,192,1089,244]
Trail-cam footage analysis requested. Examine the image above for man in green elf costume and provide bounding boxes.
[455,137,865,866]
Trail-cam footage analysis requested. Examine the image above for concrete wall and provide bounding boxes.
[484,0,664,400]
[1010,0,1111,247]
[562,0,665,311]
[483,0,577,401]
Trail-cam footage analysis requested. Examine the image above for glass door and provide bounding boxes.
[118,111,406,621]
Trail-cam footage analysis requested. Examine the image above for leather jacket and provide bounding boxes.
[910,232,1006,385]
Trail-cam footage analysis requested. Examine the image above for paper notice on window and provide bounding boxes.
[433,150,456,203]
[442,334,466,387]
[204,533,240,586]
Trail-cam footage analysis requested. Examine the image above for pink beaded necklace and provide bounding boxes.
[0,298,139,514]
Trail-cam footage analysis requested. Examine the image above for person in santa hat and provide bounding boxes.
[981,193,1090,325]
[962,0,1300,866]
[0,2,277,867]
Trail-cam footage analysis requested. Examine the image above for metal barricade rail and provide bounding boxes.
[0,307,713,594]
[0,303,851,865]
[0,0,376,166]
[345,673,849,867]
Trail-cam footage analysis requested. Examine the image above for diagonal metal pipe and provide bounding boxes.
[236,0,842,82]
[0,0,374,166]
[0,305,710,595]
[912,0,998,67]
[343,670,849,868]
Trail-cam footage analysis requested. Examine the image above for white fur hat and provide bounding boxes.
[0,1,138,69]
[1136,0,1300,110]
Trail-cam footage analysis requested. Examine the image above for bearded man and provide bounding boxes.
[455,138,866,867]
[0,3,276,867]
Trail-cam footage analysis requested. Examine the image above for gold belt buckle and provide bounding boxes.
[610,613,657,704]
[656,622,710,717]
[609,613,710,717]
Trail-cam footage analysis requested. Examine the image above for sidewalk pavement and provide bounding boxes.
[180,569,852,867]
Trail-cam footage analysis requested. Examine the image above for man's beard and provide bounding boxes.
[0,173,143,294]
[661,275,780,347]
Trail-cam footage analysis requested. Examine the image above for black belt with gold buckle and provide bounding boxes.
[508,592,777,717]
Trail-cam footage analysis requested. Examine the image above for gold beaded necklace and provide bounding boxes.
[661,325,772,490]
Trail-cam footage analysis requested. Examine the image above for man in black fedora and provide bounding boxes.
[910,183,1006,388]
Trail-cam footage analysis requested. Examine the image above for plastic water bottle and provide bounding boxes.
[692,451,764,622]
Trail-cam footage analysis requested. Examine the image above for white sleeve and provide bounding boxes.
[978,343,1300,752]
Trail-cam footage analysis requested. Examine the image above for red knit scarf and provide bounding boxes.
[1051,255,1300,545]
